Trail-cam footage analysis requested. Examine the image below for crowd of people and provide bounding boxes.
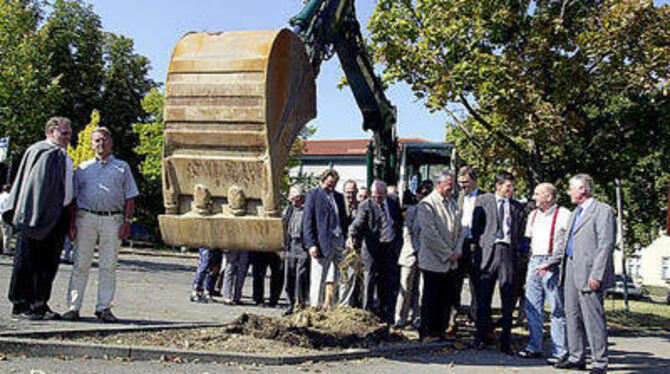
[187,165,616,374]
[2,117,616,374]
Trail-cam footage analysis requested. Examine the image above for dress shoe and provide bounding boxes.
[554,359,586,370]
[517,349,543,359]
[500,346,516,356]
[42,309,61,320]
[95,308,119,323]
[546,355,567,365]
[590,368,606,374]
[61,310,80,321]
[189,292,202,302]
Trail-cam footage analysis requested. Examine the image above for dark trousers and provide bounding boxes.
[8,215,67,313]
[284,254,309,310]
[420,269,457,338]
[192,248,224,293]
[475,243,516,349]
[363,242,400,323]
[251,252,284,305]
[451,238,477,323]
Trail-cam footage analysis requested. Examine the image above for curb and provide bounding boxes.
[0,324,451,365]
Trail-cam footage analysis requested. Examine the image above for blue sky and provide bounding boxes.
[85,0,448,142]
[85,0,670,142]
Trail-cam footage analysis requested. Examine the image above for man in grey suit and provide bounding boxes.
[472,171,525,355]
[555,174,616,374]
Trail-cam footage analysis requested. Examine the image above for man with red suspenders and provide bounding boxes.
[518,183,571,365]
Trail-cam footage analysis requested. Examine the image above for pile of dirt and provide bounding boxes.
[62,307,409,354]
[225,307,405,349]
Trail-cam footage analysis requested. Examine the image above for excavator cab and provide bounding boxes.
[397,142,457,207]
[158,30,316,251]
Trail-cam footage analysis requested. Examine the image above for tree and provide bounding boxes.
[43,0,104,132]
[101,33,156,167]
[369,0,670,248]
[0,0,61,155]
[68,109,100,168]
[133,88,164,239]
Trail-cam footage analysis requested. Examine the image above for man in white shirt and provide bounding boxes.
[518,183,571,364]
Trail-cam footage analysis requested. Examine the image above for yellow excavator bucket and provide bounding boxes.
[159,29,316,251]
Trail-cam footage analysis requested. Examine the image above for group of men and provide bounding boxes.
[3,116,615,374]
[3,116,138,323]
[283,166,615,374]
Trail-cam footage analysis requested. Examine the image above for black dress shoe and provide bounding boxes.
[554,360,586,370]
[500,346,516,356]
[518,349,543,359]
[590,368,606,374]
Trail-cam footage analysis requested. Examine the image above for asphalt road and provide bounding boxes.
[0,250,668,373]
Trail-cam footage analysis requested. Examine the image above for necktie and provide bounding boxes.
[566,206,583,258]
[379,201,390,242]
[496,199,505,239]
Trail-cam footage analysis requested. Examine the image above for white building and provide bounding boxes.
[615,233,670,287]
[289,137,427,192]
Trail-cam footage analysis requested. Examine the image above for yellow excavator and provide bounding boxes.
[159,0,454,251]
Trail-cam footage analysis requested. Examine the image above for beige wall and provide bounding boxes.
[614,234,670,287]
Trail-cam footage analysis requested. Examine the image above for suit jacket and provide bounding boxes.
[417,190,464,273]
[2,140,66,240]
[397,204,420,267]
[560,199,616,291]
[348,197,402,268]
[303,186,347,259]
[472,193,525,271]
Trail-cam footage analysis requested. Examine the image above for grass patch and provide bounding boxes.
[605,299,670,330]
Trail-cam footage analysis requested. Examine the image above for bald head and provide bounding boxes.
[533,182,557,212]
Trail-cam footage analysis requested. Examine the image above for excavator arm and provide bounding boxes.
[291,0,398,184]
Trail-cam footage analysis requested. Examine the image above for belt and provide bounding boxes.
[80,208,122,216]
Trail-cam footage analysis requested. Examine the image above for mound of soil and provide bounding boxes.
[225,307,404,349]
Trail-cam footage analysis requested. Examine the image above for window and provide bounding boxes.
[662,257,670,280]
[627,257,641,278]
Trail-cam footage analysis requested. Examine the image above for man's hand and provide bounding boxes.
[68,225,77,240]
[589,277,601,291]
[449,252,460,264]
[346,236,354,249]
[119,221,131,241]
[309,246,319,258]
[534,263,550,277]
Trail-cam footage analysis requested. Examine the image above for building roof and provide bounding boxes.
[300,138,429,156]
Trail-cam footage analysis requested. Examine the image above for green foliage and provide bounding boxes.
[100,33,156,167]
[132,88,165,240]
[0,0,62,155]
[369,0,670,249]
[67,109,100,168]
[43,0,104,132]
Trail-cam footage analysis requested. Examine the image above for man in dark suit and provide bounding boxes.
[472,171,525,355]
[447,165,486,336]
[4,117,73,320]
[555,174,616,374]
[303,169,348,309]
[347,179,403,323]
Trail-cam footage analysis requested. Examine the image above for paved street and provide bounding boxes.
[0,250,669,373]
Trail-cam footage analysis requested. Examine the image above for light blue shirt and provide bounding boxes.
[74,155,139,212]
